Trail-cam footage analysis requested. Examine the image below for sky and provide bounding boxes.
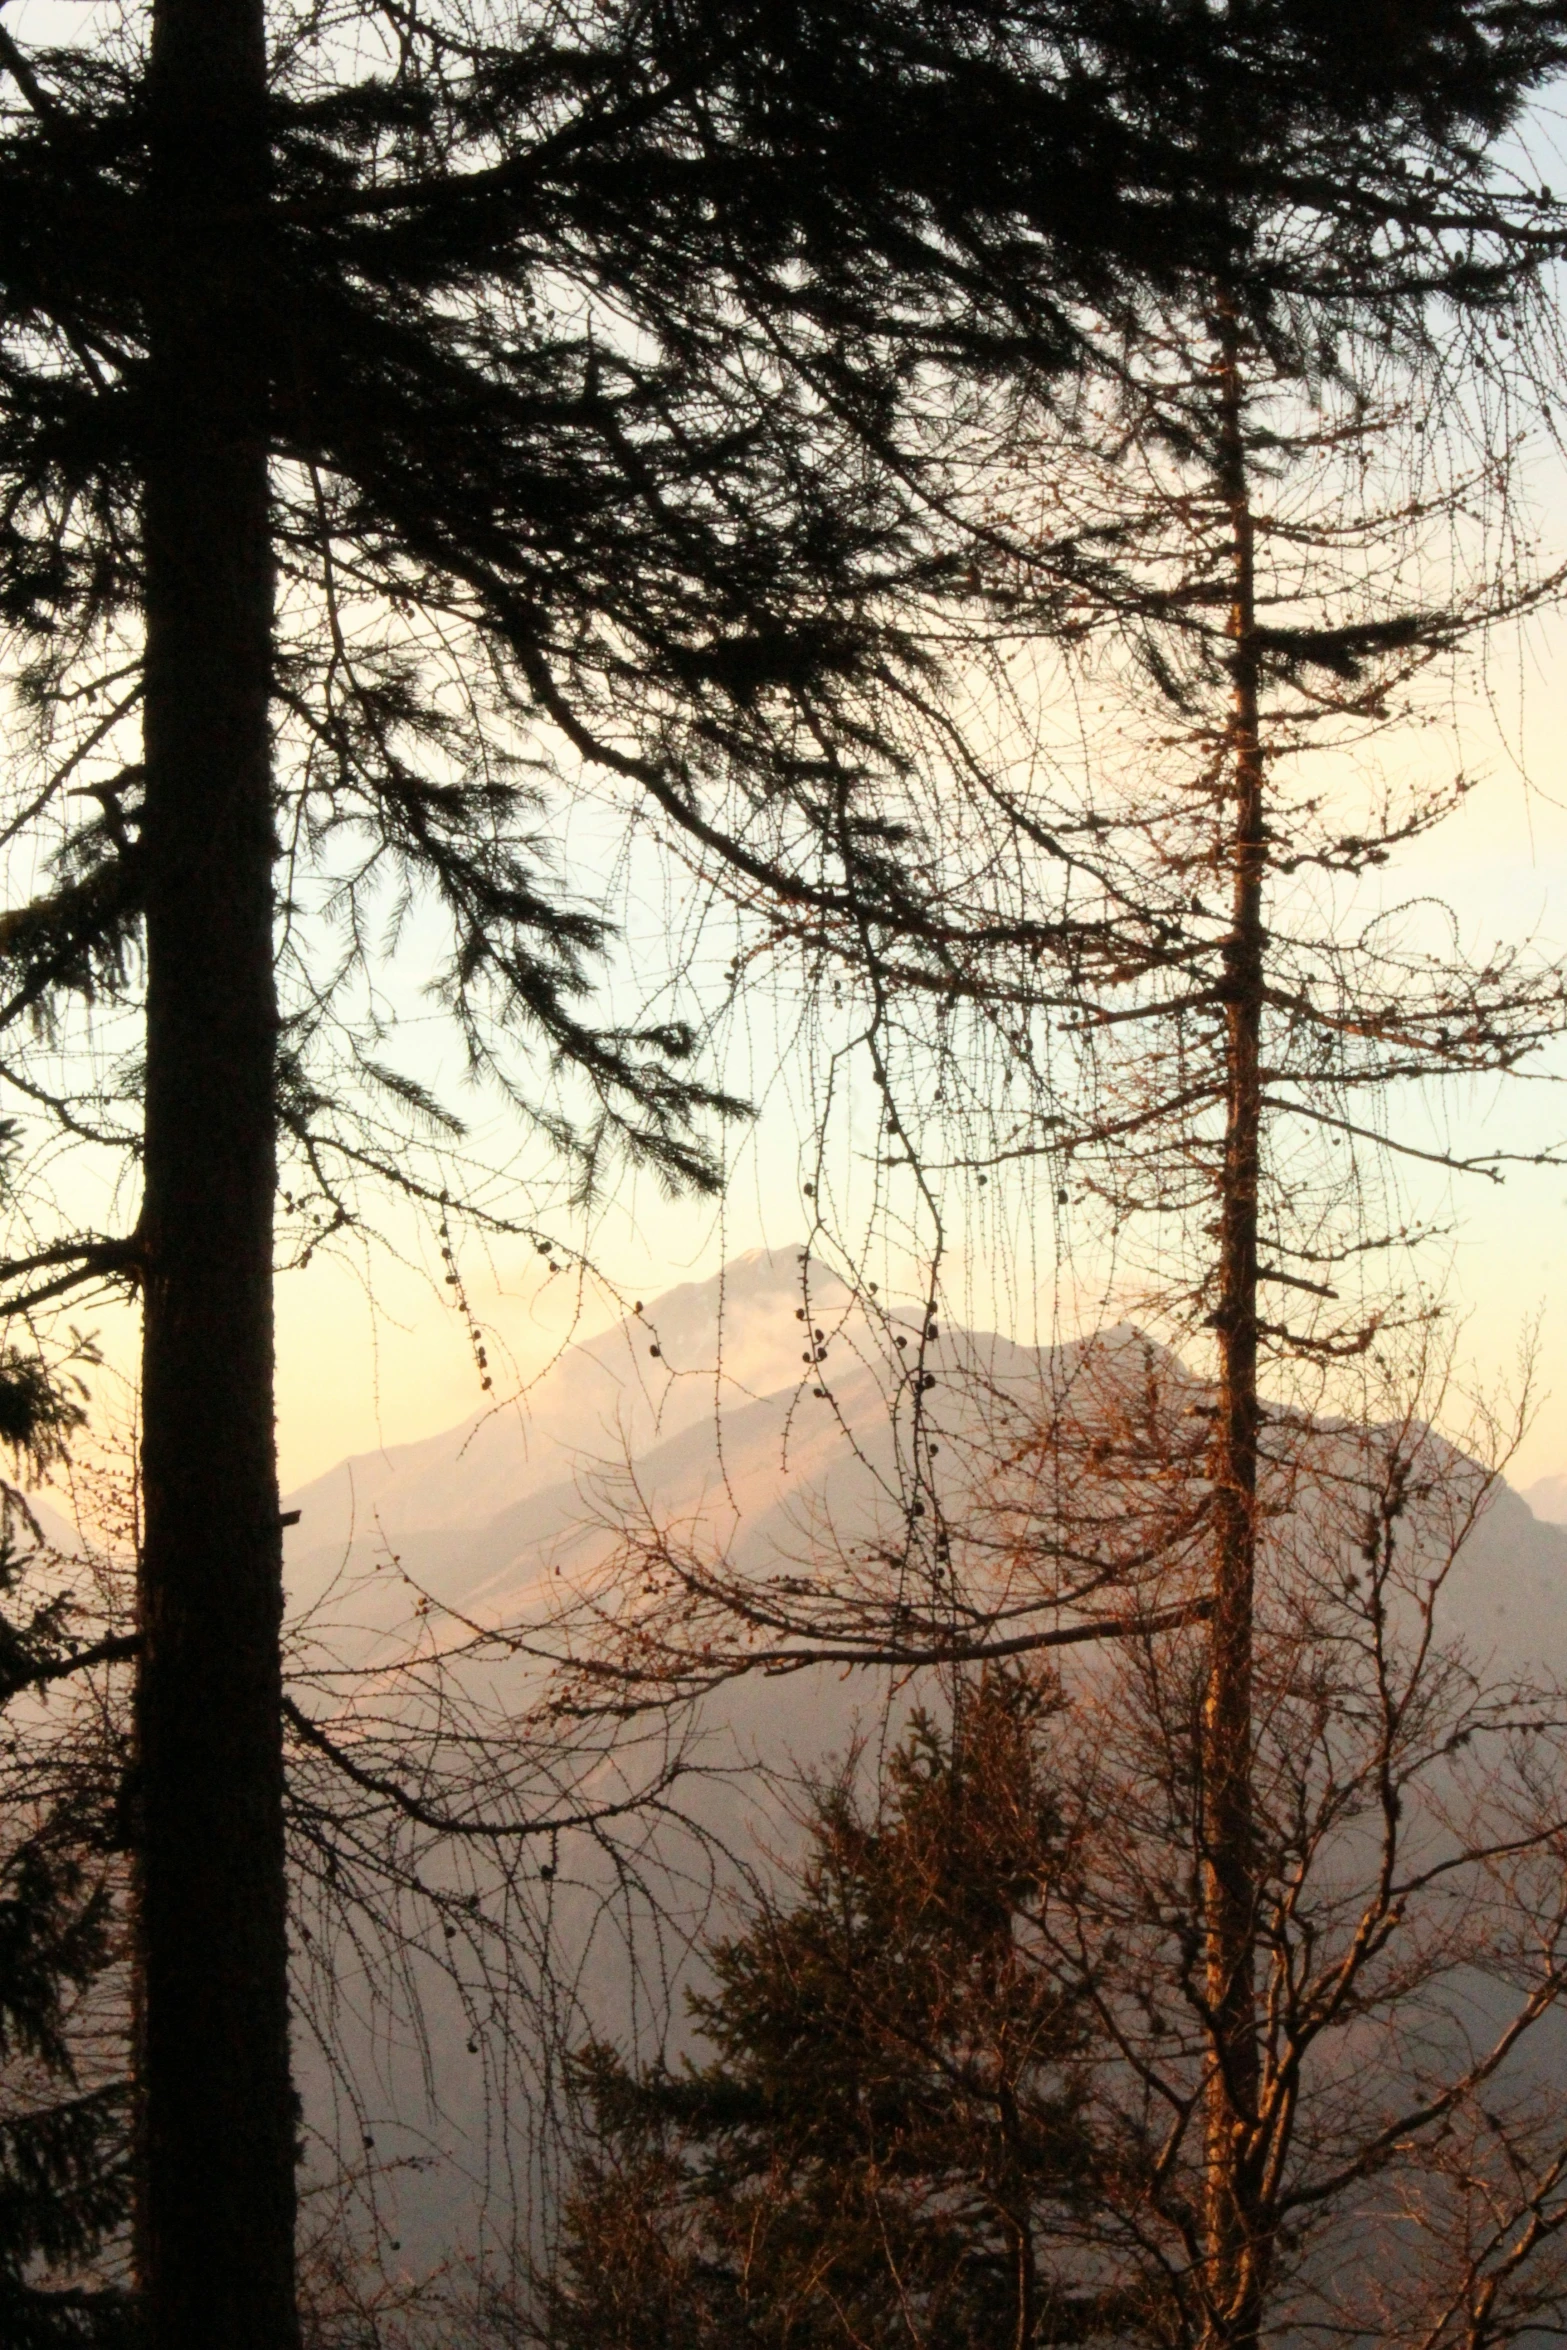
[250,851,1567,1500]
[251,572,1567,1498]
[9,5,1567,1499]
[12,514,1563,1506]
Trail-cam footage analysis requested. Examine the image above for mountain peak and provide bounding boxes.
[1523,1473,1567,1525]
[281,1246,850,1550]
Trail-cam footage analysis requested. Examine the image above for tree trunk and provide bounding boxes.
[1199,311,1266,2350]
[998,2074,1039,2350]
[137,0,298,2337]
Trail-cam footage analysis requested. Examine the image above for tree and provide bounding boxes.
[0,1283,131,2345]
[524,43,1567,2349]
[944,280,1567,2350]
[0,7,967,2336]
[536,1671,1114,2350]
[6,2,1567,2340]
[541,1379,1567,2350]
[0,1528,133,2349]
[0,1407,734,2343]
[572,332,1567,2331]
[1024,1357,1567,2350]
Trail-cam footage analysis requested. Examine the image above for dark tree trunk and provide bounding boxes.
[137,0,298,2338]
[1200,312,1266,2350]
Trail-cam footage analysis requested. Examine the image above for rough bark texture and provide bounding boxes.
[1200,315,1266,2350]
[137,0,298,2337]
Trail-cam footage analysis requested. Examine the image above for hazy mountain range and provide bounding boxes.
[42,1245,1560,2278]
[279,1246,1567,1684]
[268,1248,1567,2276]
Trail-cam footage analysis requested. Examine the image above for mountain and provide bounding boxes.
[283,1246,858,1554]
[1524,1471,1567,1525]
[281,1247,1567,1681]
[275,1250,1113,2265]
[272,1249,1567,2273]
[279,1246,1058,1647]
[18,1252,1567,2281]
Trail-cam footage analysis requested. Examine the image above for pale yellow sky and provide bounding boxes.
[259,592,1567,1498]
[0,7,1558,1503]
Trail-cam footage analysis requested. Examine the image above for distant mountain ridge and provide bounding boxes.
[1524,1472,1567,1525]
[278,1247,1059,1663]
[282,1245,855,1549]
[265,1249,1567,2269]
[278,1248,1567,1685]
[25,1251,1567,2276]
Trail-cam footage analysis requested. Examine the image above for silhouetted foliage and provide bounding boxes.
[6,1,1567,2335]
[537,1673,1122,2350]
[0,1530,132,2346]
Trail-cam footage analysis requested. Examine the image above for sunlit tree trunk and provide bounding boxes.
[137,0,298,2337]
[1200,309,1266,2350]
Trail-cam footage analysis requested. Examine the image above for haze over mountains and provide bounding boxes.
[268,1249,1567,2270]
[281,1247,1050,1653]
[1524,1470,1567,1525]
[280,1246,1567,1683]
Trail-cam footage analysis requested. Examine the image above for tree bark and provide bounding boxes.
[137,0,298,2337]
[1199,310,1266,2350]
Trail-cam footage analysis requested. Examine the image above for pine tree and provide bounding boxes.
[540,1672,1114,2350]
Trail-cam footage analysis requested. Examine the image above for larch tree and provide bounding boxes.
[518,32,1567,2350]
[579,331,1567,2343]
[952,286,1567,2350]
